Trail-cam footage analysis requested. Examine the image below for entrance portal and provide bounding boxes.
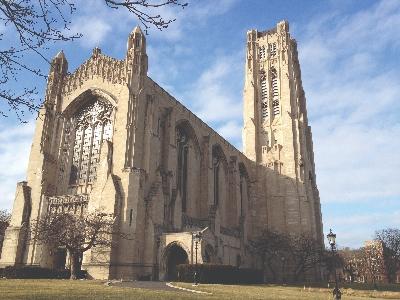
[165,244,189,280]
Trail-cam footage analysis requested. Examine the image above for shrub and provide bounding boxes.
[2,266,87,279]
[176,264,263,284]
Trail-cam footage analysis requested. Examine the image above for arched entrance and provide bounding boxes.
[165,244,189,280]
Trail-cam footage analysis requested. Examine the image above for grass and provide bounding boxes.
[0,279,399,300]
[0,280,190,300]
[174,282,400,300]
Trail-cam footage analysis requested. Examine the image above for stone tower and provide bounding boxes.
[243,21,323,242]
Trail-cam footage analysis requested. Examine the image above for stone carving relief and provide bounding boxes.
[62,48,126,94]
[47,194,89,215]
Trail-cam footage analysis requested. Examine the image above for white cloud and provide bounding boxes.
[217,120,242,148]
[145,0,239,41]
[0,121,35,211]
[69,17,111,48]
[185,54,243,124]
[298,0,400,206]
[324,210,400,248]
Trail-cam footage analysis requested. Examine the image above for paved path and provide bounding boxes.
[109,281,212,295]
[109,280,176,291]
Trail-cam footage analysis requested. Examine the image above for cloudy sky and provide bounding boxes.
[0,0,399,248]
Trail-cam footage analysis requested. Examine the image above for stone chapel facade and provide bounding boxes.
[0,21,323,280]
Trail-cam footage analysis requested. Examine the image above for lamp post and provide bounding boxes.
[193,231,202,286]
[327,229,341,300]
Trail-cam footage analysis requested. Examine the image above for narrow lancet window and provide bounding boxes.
[269,43,277,57]
[259,45,266,60]
[213,157,220,206]
[271,68,280,116]
[260,71,269,120]
[177,128,189,212]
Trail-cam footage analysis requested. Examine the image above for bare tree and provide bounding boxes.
[356,242,386,285]
[0,209,11,235]
[0,209,11,254]
[251,231,323,282]
[323,248,343,282]
[288,234,323,282]
[0,0,187,121]
[375,228,400,283]
[31,209,126,279]
[338,248,360,283]
[251,230,291,282]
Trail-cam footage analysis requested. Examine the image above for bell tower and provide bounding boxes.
[243,21,323,241]
[243,20,313,179]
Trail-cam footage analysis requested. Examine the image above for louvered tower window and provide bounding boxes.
[260,73,269,120]
[269,43,277,57]
[259,45,266,60]
[271,68,280,115]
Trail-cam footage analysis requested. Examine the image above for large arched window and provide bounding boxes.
[175,121,201,217]
[68,99,113,191]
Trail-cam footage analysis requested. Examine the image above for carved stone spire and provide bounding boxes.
[45,50,68,108]
[126,25,148,76]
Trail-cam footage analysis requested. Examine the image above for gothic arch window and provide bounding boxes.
[68,99,113,191]
[177,126,189,212]
[212,145,227,208]
[271,68,280,116]
[176,121,201,216]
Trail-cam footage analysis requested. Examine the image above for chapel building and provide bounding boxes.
[0,21,324,280]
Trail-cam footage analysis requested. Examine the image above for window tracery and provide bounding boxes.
[68,99,113,190]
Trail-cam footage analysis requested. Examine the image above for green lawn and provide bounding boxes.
[176,282,400,299]
[0,279,399,300]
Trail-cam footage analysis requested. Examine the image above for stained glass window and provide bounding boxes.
[68,99,113,189]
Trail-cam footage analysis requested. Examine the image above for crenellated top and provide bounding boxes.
[62,48,127,94]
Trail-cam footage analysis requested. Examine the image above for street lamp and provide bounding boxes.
[327,229,341,300]
[193,231,202,286]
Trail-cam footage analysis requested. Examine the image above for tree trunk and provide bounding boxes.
[69,250,81,280]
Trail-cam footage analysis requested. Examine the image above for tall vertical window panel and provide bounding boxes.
[260,77,269,120]
[68,99,113,190]
[271,69,280,115]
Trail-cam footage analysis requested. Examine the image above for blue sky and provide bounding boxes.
[0,0,399,248]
